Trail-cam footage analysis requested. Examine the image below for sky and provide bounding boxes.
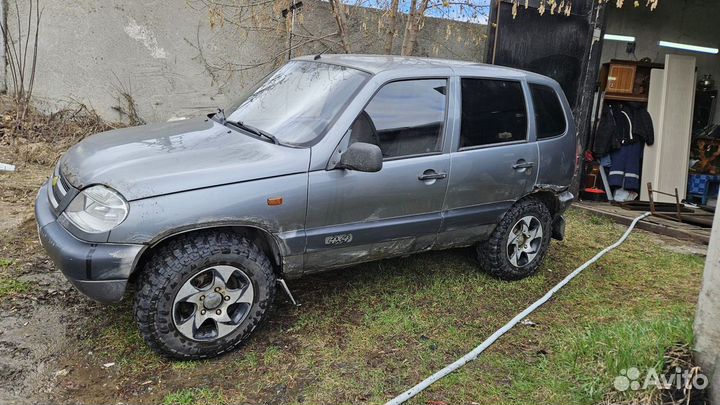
[333,0,491,24]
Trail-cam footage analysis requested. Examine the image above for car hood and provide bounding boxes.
[59,118,311,200]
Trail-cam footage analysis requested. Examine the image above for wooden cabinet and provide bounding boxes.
[599,60,664,103]
[606,64,636,94]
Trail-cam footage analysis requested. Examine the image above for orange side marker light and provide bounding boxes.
[267,197,283,206]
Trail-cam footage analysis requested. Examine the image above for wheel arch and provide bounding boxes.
[526,189,562,217]
[129,224,285,283]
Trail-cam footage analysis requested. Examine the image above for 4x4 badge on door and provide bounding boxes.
[325,233,353,246]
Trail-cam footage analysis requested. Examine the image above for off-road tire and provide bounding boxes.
[477,197,552,280]
[133,231,276,360]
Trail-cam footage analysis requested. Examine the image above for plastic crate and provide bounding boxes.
[688,174,720,205]
[688,174,720,195]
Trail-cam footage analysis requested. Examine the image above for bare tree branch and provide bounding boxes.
[401,0,431,56]
[328,0,352,53]
[383,0,400,54]
[0,0,41,119]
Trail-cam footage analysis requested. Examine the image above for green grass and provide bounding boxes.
[172,361,201,371]
[0,278,31,297]
[428,313,695,404]
[0,258,31,297]
[162,388,226,405]
[0,258,13,269]
[65,209,705,404]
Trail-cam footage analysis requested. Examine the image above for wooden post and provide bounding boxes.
[694,200,720,404]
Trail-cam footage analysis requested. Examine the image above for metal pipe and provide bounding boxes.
[385,211,651,405]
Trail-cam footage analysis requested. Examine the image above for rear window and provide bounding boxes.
[459,79,527,149]
[529,84,567,139]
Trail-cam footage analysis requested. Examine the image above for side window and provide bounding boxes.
[459,78,527,149]
[349,79,447,159]
[530,84,567,139]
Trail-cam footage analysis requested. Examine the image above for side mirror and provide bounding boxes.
[338,142,383,172]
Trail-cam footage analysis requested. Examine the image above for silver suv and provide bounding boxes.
[36,55,577,359]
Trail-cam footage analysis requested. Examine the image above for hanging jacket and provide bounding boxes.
[615,105,633,145]
[593,103,620,156]
[620,102,654,146]
[593,102,654,156]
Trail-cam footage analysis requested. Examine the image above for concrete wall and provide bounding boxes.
[601,0,720,123]
[5,0,486,123]
[301,1,487,60]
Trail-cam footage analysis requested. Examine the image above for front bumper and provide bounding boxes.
[35,181,144,303]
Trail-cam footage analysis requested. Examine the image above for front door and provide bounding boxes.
[437,77,538,248]
[304,78,450,271]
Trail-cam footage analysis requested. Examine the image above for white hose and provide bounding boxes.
[385,212,651,405]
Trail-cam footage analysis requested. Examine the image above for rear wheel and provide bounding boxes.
[477,198,552,280]
[133,231,276,359]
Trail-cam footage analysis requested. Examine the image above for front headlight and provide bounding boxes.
[63,185,129,233]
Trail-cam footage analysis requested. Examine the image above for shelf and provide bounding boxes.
[604,93,649,103]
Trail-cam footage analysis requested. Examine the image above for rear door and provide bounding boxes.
[304,78,451,271]
[528,82,575,187]
[436,77,538,247]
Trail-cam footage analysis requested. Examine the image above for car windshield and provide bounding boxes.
[226,61,370,146]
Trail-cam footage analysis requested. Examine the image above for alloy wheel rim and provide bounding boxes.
[172,265,254,341]
[506,215,543,267]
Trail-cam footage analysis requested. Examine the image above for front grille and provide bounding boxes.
[48,164,73,211]
[59,174,70,191]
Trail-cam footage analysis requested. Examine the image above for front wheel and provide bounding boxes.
[477,198,552,280]
[133,231,276,360]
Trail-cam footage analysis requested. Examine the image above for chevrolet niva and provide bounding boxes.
[36,55,577,359]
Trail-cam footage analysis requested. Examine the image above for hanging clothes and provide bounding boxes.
[593,103,621,156]
[593,102,654,156]
[595,101,655,193]
[607,141,644,191]
[620,102,654,146]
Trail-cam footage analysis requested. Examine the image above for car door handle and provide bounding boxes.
[418,170,447,181]
[512,161,535,170]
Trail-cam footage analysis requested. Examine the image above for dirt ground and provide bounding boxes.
[0,143,709,405]
[0,157,80,404]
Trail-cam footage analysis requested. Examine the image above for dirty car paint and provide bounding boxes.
[59,118,311,201]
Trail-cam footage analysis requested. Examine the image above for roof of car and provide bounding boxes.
[293,54,550,81]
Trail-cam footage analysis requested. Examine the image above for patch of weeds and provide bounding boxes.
[233,352,259,369]
[588,213,612,226]
[0,258,14,270]
[172,361,200,371]
[0,278,31,297]
[556,315,694,402]
[0,258,30,297]
[162,387,225,405]
[93,307,165,373]
[362,304,425,336]
[263,346,282,366]
[424,315,695,405]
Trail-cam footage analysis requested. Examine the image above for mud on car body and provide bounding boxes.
[36,55,577,359]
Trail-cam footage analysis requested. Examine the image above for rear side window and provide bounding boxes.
[530,84,567,139]
[459,79,527,149]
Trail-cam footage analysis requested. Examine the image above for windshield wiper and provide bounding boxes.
[227,120,280,145]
